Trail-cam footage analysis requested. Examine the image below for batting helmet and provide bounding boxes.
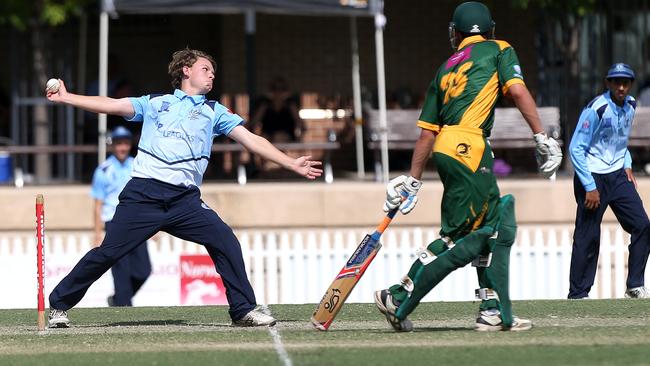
[449,2,495,49]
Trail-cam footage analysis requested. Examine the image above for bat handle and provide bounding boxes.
[378,190,409,232]
[386,189,410,218]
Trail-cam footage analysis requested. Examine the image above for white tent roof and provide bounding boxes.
[104,0,376,16]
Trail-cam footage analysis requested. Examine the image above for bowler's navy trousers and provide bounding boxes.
[50,178,256,320]
[569,169,650,299]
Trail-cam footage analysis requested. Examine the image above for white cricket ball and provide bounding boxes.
[46,78,60,93]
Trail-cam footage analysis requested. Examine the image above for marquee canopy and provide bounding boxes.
[104,0,376,16]
[98,0,389,181]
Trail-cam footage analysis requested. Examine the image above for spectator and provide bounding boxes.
[251,77,304,142]
[86,55,139,143]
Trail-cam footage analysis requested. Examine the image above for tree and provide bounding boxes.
[0,0,92,181]
[512,0,597,76]
[511,0,598,171]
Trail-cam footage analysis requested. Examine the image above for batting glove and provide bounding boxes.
[383,175,422,215]
[383,175,407,212]
[533,132,562,178]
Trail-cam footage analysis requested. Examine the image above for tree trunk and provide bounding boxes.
[562,17,583,175]
[30,5,50,182]
[544,13,583,173]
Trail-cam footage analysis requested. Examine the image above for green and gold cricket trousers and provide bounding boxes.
[389,125,518,326]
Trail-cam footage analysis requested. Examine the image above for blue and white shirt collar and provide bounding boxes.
[173,89,206,105]
[604,91,632,112]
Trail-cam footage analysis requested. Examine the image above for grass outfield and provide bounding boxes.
[1,300,649,366]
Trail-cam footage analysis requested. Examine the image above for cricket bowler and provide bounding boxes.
[45,48,323,328]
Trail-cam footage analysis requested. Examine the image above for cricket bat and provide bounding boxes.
[311,204,403,331]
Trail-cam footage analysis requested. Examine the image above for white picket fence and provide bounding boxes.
[0,224,645,309]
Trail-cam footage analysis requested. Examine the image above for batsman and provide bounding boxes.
[374,1,562,332]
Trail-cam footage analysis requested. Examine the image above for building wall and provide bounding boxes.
[1,178,644,231]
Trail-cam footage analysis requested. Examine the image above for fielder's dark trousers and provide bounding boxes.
[569,169,650,299]
[50,178,257,320]
[110,240,151,306]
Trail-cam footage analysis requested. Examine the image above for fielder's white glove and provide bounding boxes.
[383,175,422,215]
[533,132,562,179]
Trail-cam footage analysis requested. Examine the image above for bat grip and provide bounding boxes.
[377,189,409,233]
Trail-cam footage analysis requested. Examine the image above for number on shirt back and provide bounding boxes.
[441,61,473,104]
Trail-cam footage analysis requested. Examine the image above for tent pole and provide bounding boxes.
[350,17,365,179]
[245,9,256,121]
[374,4,389,183]
[98,10,109,164]
[75,11,88,179]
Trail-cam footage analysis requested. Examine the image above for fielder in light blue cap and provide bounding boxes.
[568,62,650,300]
[109,125,132,141]
[606,62,635,80]
[91,125,151,307]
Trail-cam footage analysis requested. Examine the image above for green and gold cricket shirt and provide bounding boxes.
[417,35,525,173]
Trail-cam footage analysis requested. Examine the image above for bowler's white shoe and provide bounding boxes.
[48,309,70,328]
[625,286,650,299]
[232,308,277,327]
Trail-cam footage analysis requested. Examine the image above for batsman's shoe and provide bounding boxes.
[625,286,650,298]
[475,310,532,332]
[48,309,70,328]
[232,308,277,327]
[374,289,413,332]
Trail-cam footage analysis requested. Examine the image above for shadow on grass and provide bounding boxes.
[329,326,469,334]
[414,327,471,332]
[89,320,231,327]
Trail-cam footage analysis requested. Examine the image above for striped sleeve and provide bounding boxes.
[418,77,443,134]
[496,42,526,95]
[125,95,151,122]
[569,108,599,191]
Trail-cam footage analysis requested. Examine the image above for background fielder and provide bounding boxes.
[91,126,151,307]
[568,63,650,299]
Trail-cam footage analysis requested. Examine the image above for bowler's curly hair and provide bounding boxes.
[168,48,216,89]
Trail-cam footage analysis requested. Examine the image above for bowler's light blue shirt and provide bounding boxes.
[125,89,243,187]
[91,155,134,222]
[569,91,636,191]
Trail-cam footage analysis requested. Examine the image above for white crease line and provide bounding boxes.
[268,325,293,366]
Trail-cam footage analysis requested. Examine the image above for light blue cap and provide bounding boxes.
[606,63,635,80]
[110,126,132,141]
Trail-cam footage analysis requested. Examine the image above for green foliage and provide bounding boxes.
[0,0,92,30]
[511,0,598,16]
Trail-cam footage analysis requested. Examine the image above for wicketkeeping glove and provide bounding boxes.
[383,175,422,215]
[533,132,562,179]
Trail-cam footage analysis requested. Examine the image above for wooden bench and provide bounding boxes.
[366,107,562,177]
[211,140,340,184]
